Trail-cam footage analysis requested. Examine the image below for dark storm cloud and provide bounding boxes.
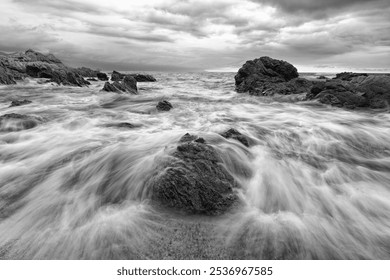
[250,0,390,16]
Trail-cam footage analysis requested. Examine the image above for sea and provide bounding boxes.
[0,72,389,259]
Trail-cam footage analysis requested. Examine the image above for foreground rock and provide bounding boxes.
[148,133,239,215]
[306,74,390,109]
[0,49,90,86]
[235,56,310,95]
[0,113,40,131]
[111,70,156,82]
[10,100,32,107]
[102,75,138,94]
[156,100,173,111]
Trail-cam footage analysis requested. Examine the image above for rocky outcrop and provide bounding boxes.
[235,57,309,95]
[10,100,32,107]
[0,113,40,131]
[306,74,390,109]
[0,49,90,86]
[102,75,138,94]
[148,133,239,215]
[156,100,173,111]
[97,72,108,81]
[111,70,156,82]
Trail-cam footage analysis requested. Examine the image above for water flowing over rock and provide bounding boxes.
[0,49,90,86]
[235,56,302,95]
[156,100,173,111]
[221,128,251,147]
[148,133,239,215]
[0,113,40,131]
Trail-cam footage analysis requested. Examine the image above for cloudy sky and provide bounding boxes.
[0,0,389,72]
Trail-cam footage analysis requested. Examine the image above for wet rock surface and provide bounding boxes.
[102,75,138,94]
[156,100,173,111]
[148,133,239,215]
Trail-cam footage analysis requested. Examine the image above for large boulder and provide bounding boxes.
[0,49,90,86]
[147,133,239,215]
[97,72,108,81]
[235,57,303,95]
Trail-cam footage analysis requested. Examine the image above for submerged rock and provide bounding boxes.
[0,113,40,131]
[148,133,239,215]
[221,128,251,147]
[156,100,173,111]
[105,122,137,129]
[235,57,310,95]
[10,99,32,107]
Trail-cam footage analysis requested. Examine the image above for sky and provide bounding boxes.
[0,0,389,72]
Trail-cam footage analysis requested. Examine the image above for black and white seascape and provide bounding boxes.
[0,0,390,260]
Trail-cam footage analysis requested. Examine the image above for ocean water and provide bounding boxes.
[0,72,390,259]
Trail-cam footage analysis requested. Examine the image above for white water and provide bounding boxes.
[0,73,389,259]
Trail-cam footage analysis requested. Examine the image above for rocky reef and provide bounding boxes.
[111,70,156,82]
[102,75,138,94]
[236,57,390,109]
[0,49,94,86]
[147,133,240,215]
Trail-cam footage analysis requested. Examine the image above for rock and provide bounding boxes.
[10,99,32,107]
[101,76,138,94]
[148,133,239,215]
[317,75,327,79]
[129,74,156,82]
[97,72,108,81]
[306,74,390,109]
[74,67,99,77]
[235,56,301,95]
[0,113,40,131]
[105,122,137,129]
[156,100,173,111]
[87,78,98,81]
[221,128,250,147]
[0,49,90,86]
[111,70,125,81]
[334,72,368,81]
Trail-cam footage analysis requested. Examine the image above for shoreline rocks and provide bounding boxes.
[156,100,173,111]
[102,75,138,94]
[111,70,156,82]
[148,133,239,215]
[0,49,91,87]
[10,100,32,107]
[0,113,40,131]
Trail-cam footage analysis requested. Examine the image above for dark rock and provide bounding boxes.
[235,56,302,95]
[334,72,368,81]
[106,122,137,129]
[0,113,40,131]
[221,128,250,147]
[156,100,173,111]
[316,90,368,108]
[0,49,90,86]
[97,72,108,81]
[111,70,125,81]
[87,78,98,81]
[123,75,138,94]
[102,81,119,92]
[10,99,32,107]
[101,76,138,94]
[317,75,327,79]
[74,67,99,77]
[129,74,156,82]
[148,133,239,215]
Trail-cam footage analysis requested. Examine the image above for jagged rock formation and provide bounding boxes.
[147,133,240,215]
[111,70,156,82]
[221,128,251,147]
[102,75,138,94]
[0,49,90,86]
